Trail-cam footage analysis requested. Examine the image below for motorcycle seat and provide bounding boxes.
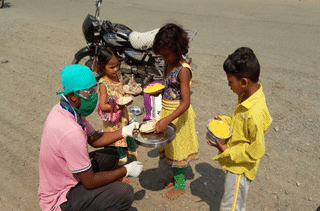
[129,28,160,50]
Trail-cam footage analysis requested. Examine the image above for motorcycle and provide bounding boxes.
[72,0,197,90]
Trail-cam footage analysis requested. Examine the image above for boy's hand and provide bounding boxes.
[215,140,228,152]
[206,139,215,147]
[214,115,221,121]
[206,139,228,152]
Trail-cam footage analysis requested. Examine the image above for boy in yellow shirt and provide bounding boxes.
[207,47,272,211]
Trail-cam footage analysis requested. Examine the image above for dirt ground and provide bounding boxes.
[0,0,319,210]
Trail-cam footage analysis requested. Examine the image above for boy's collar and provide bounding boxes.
[239,83,263,109]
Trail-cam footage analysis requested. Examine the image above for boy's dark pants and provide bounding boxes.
[60,148,134,211]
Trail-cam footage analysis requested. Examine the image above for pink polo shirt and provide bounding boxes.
[38,104,95,211]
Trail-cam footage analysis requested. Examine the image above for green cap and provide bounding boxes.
[56,64,97,95]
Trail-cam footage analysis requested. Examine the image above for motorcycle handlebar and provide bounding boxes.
[103,20,116,32]
[95,0,103,21]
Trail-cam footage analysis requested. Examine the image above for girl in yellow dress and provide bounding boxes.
[95,47,137,183]
[153,23,200,200]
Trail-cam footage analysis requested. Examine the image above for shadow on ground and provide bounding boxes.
[138,155,195,191]
[138,149,225,211]
[190,163,225,211]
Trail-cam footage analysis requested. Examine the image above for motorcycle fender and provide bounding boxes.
[74,45,100,61]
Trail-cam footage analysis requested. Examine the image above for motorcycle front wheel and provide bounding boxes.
[72,52,103,80]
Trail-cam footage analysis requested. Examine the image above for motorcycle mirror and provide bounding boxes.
[95,0,102,8]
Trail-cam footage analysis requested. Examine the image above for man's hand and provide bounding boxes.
[124,161,143,177]
[122,122,139,137]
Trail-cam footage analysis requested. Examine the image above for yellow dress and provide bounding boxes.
[159,63,199,168]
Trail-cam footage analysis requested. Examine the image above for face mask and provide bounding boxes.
[73,92,98,117]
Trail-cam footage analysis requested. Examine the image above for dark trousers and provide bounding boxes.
[60,148,134,211]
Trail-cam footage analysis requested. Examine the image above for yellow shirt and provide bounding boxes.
[212,84,272,180]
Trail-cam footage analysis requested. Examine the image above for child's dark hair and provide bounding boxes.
[96,47,118,75]
[223,47,260,83]
[153,23,189,60]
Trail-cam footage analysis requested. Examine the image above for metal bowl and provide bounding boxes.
[134,123,176,148]
[129,106,144,116]
[206,118,232,145]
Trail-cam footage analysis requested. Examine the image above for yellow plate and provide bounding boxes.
[143,84,165,95]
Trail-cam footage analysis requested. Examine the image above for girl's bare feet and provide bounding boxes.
[118,157,128,166]
[159,151,165,159]
[165,179,174,189]
[163,187,185,201]
[127,150,138,157]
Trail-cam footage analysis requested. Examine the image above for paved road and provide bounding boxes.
[12,0,320,72]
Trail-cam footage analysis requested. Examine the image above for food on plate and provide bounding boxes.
[123,75,142,95]
[208,120,230,139]
[116,96,133,106]
[140,118,158,133]
[143,83,165,94]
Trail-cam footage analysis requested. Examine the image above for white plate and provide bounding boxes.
[116,96,133,106]
[139,120,156,133]
[123,85,142,95]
